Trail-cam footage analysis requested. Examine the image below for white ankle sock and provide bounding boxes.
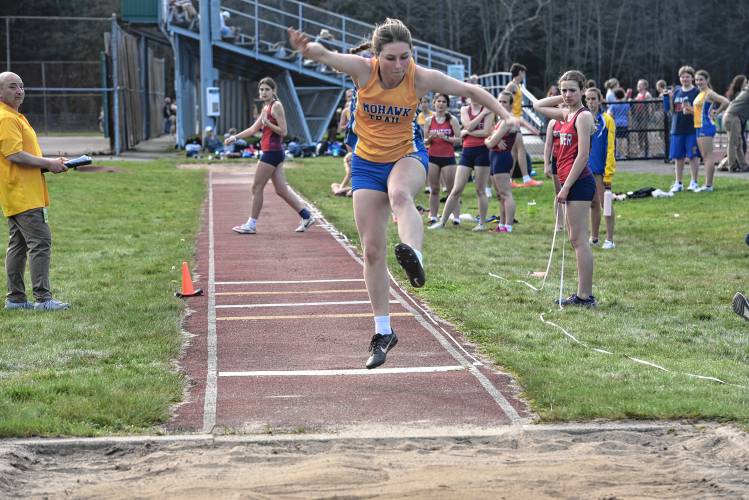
[374,315,392,335]
[522,175,531,183]
[412,248,423,266]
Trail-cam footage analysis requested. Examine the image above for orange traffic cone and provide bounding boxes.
[175,261,203,298]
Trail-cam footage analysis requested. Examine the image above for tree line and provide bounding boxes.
[309,0,749,97]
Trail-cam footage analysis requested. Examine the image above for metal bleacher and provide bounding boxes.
[165,0,472,146]
[478,71,545,158]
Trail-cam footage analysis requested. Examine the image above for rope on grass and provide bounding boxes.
[489,206,747,389]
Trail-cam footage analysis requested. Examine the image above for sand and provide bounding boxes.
[2,422,747,499]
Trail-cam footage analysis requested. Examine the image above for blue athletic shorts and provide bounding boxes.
[696,124,716,138]
[669,134,699,160]
[566,173,596,202]
[490,150,513,175]
[459,145,489,168]
[260,150,285,167]
[351,151,429,192]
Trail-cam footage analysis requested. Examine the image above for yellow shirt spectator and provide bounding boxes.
[0,101,49,217]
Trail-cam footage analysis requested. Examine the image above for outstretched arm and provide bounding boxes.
[415,67,514,122]
[288,27,371,85]
[226,115,262,144]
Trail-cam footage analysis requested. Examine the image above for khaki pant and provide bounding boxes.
[718,113,748,170]
[6,208,52,303]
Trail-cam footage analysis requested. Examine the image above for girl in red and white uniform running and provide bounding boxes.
[424,93,461,223]
[534,70,597,307]
[226,77,315,234]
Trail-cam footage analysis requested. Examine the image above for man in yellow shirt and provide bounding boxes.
[0,71,70,310]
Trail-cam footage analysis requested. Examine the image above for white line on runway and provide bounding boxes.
[216,300,397,309]
[215,278,364,285]
[203,170,218,433]
[216,289,368,296]
[219,366,466,377]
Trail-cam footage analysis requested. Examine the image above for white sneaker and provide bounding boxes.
[232,222,256,234]
[669,182,683,193]
[295,216,316,232]
[428,216,438,224]
[602,240,616,249]
[686,181,699,192]
[428,220,444,230]
[695,185,713,192]
[589,237,600,246]
[472,223,486,232]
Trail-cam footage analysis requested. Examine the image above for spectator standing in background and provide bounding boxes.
[633,79,653,156]
[717,83,749,172]
[608,88,630,159]
[664,66,701,192]
[0,71,70,311]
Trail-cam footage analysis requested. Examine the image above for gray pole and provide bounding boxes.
[199,0,217,134]
[41,62,48,134]
[111,14,121,155]
[5,18,10,71]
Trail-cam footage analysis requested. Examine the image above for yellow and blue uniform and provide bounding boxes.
[0,102,49,217]
[349,58,427,192]
[511,83,523,118]
[588,111,616,185]
[693,91,716,138]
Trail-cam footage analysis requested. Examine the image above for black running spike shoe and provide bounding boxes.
[557,294,598,308]
[366,331,398,369]
[394,243,425,288]
[732,292,749,322]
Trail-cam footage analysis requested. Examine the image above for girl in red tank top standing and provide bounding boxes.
[424,93,461,224]
[429,96,494,232]
[534,70,597,307]
[226,77,315,234]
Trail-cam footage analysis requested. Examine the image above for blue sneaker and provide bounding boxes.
[5,300,34,310]
[33,299,70,311]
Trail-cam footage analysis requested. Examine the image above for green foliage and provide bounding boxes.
[287,157,749,424]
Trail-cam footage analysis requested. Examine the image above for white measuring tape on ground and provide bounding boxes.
[488,204,747,389]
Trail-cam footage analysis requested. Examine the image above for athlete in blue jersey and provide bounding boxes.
[664,66,700,193]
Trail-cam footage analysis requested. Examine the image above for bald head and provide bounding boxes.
[0,72,25,110]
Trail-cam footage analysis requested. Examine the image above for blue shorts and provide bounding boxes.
[260,150,285,167]
[490,150,513,175]
[696,124,716,138]
[351,151,429,192]
[669,134,699,160]
[566,173,596,202]
[459,145,489,168]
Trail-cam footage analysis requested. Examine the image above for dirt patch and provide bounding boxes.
[2,423,747,498]
[75,165,128,174]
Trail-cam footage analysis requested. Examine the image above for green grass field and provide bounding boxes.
[0,160,205,437]
[286,157,749,424]
[0,156,746,436]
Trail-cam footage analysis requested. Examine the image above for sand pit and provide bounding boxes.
[2,423,747,498]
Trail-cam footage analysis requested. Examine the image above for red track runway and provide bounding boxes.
[169,167,530,433]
